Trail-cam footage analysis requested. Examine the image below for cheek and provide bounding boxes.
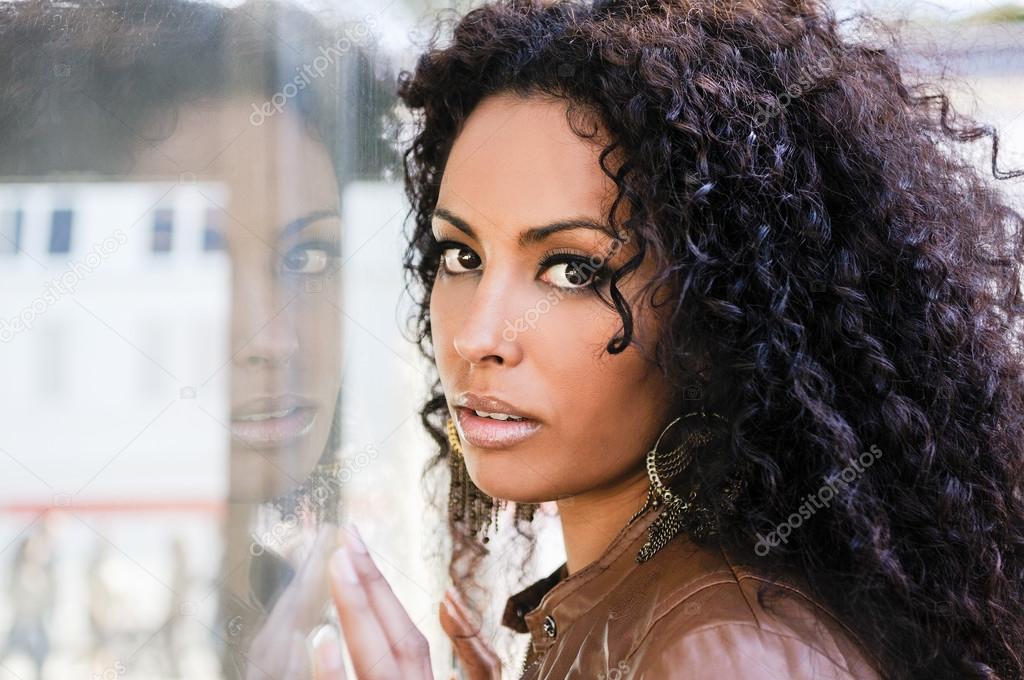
[429,283,458,376]
[536,299,667,439]
[534,297,626,366]
[533,303,646,413]
[295,298,340,357]
[429,285,444,344]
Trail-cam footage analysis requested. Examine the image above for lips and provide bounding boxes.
[454,392,539,421]
[230,394,318,449]
[450,399,540,450]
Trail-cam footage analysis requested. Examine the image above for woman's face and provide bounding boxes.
[134,97,343,500]
[431,93,676,504]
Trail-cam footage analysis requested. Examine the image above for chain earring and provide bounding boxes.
[447,416,537,541]
[632,410,726,563]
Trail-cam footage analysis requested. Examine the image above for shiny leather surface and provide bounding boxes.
[501,509,882,679]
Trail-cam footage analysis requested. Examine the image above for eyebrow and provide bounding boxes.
[279,208,340,240]
[431,207,616,247]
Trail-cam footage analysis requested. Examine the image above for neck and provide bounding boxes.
[556,469,650,575]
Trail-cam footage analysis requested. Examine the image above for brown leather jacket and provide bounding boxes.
[500,507,883,679]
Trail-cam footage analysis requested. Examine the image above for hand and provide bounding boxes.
[439,586,503,680]
[320,524,504,680]
[244,525,337,680]
[319,524,432,679]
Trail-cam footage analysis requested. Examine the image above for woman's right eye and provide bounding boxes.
[439,242,482,274]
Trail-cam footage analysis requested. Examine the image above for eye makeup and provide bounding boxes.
[430,233,617,295]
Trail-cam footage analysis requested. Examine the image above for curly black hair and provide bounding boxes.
[397,0,1024,677]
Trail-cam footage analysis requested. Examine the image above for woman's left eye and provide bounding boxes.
[281,243,338,275]
[540,257,607,291]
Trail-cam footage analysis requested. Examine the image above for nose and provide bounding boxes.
[451,273,524,367]
[237,316,298,368]
[232,272,299,369]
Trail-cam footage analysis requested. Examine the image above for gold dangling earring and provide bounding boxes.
[446,416,506,542]
[633,410,724,563]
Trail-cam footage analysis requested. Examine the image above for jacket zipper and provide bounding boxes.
[517,641,547,680]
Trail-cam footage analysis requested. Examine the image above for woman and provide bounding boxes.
[0,0,394,677]
[320,0,1024,677]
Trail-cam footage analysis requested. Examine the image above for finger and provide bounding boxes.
[245,652,285,680]
[442,588,485,635]
[289,523,338,630]
[250,561,306,666]
[281,630,312,680]
[328,543,402,679]
[341,524,433,677]
[253,525,336,668]
[247,603,303,679]
[445,591,502,679]
[312,624,348,680]
[263,525,334,631]
[439,593,501,679]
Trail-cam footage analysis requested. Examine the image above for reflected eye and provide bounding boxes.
[439,242,481,274]
[281,242,338,275]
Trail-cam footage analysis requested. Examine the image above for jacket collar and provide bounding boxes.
[500,562,567,633]
[500,506,660,651]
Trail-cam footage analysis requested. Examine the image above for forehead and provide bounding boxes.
[437,93,618,233]
[131,96,339,241]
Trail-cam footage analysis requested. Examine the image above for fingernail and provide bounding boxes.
[331,547,359,585]
[317,639,343,671]
[312,625,343,670]
[346,523,368,554]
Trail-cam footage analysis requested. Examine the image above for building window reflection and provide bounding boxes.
[153,207,174,254]
[48,208,72,254]
[0,208,22,254]
[202,208,225,252]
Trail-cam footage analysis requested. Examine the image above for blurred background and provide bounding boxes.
[0,0,1020,678]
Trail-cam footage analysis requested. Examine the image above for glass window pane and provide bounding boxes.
[48,209,72,254]
[152,208,174,254]
[0,209,21,254]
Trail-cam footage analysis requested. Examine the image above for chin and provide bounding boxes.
[465,455,562,505]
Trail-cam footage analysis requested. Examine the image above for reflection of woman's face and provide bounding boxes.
[431,93,675,504]
[134,97,342,500]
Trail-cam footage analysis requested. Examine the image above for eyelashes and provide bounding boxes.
[537,248,613,292]
[437,240,481,275]
[281,238,341,276]
[432,238,613,294]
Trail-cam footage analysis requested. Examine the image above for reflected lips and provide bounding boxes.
[456,407,542,448]
[231,394,318,449]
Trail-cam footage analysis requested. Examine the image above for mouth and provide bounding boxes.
[454,406,542,449]
[230,395,319,449]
